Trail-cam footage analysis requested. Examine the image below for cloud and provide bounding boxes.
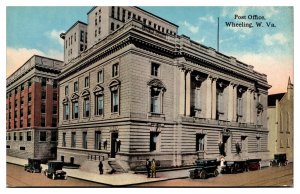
[182,21,199,33]
[6,47,63,77]
[264,7,280,18]
[228,52,293,94]
[199,16,215,23]
[45,29,64,47]
[264,33,288,46]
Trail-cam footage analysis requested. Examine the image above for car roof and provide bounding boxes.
[48,160,63,163]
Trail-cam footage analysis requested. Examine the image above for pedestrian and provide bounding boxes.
[151,159,156,178]
[117,139,121,152]
[146,158,151,178]
[103,140,107,150]
[98,161,103,174]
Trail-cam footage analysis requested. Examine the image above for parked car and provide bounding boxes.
[189,159,219,179]
[221,160,248,174]
[246,159,261,170]
[270,154,288,166]
[44,161,67,180]
[24,158,42,173]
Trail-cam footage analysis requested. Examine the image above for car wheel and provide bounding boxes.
[189,172,195,179]
[284,161,288,166]
[52,174,55,180]
[44,171,48,177]
[213,169,219,177]
[230,168,235,174]
[199,171,206,179]
[64,175,67,180]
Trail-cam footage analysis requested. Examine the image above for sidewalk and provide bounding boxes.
[6,156,191,186]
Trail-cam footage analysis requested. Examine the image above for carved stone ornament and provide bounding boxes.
[81,89,90,98]
[70,93,79,102]
[147,78,166,92]
[93,84,104,95]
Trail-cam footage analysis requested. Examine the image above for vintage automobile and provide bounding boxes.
[189,159,219,179]
[44,161,67,180]
[270,154,288,166]
[221,160,248,174]
[24,158,42,173]
[246,159,261,170]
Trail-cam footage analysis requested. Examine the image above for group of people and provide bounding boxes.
[146,158,157,178]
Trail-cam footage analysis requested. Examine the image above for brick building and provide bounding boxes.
[6,55,63,160]
[57,6,271,171]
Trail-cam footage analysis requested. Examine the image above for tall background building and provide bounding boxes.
[6,55,63,160]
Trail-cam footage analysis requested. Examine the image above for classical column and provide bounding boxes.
[250,90,254,124]
[179,68,186,115]
[205,76,212,119]
[211,77,217,119]
[185,70,191,116]
[246,89,251,123]
[232,84,237,122]
[227,83,234,121]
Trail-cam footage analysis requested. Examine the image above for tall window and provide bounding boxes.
[150,132,160,152]
[65,86,69,96]
[27,118,31,127]
[97,70,103,83]
[51,131,57,142]
[95,95,104,115]
[151,88,160,113]
[52,117,57,127]
[74,81,78,92]
[41,116,45,127]
[83,98,90,117]
[111,90,119,113]
[27,131,31,141]
[256,137,261,151]
[73,101,79,119]
[95,131,101,150]
[84,77,89,88]
[71,132,76,148]
[19,132,23,141]
[217,91,224,114]
[112,63,119,77]
[82,132,87,149]
[151,63,160,76]
[62,133,66,147]
[80,30,84,42]
[39,131,47,142]
[111,22,115,31]
[196,134,205,151]
[63,103,69,120]
[41,104,45,113]
[41,78,46,86]
[237,97,243,117]
[14,132,17,141]
[41,91,46,100]
[21,83,24,91]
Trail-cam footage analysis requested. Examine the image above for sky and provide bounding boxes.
[6,6,293,94]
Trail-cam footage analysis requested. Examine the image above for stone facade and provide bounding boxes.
[6,55,63,160]
[267,78,293,162]
[57,6,270,170]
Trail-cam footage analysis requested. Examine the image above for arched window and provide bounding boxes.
[109,79,121,114]
[81,89,90,118]
[71,93,79,119]
[93,85,104,116]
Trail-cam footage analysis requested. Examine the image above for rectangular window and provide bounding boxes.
[20,108,23,117]
[53,93,57,101]
[151,88,160,113]
[150,132,160,152]
[65,86,69,96]
[74,32,76,42]
[41,91,46,100]
[27,118,31,127]
[95,29,97,37]
[41,78,46,86]
[111,22,115,31]
[80,44,84,51]
[151,63,160,76]
[95,131,101,150]
[28,79,32,87]
[14,132,17,141]
[149,21,152,26]
[122,9,126,22]
[41,116,45,127]
[8,133,11,141]
[84,98,90,117]
[73,102,79,119]
[51,131,57,142]
[143,18,147,24]
[74,81,78,92]
[82,132,87,149]
[27,93,32,102]
[63,103,69,120]
[196,134,205,151]
[96,95,104,115]
[15,99,17,107]
[28,105,31,115]
[111,90,119,113]
[112,63,119,77]
[27,131,31,141]
[39,131,47,142]
[21,83,24,91]
[128,11,131,19]
[71,132,76,148]
[53,105,57,114]
[52,117,57,127]
[80,30,84,42]
[53,80,57,88]
[62,133,66,147]
[41,104,45,113]
[97,70,103,83]
[133,14,136,19]
[20,146,25,151]
[95,18,97,26]
[84,77,89,88]
[19,132,23,141]
[21,97,24,105]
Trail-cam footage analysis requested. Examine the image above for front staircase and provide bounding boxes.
[108,159,125,173]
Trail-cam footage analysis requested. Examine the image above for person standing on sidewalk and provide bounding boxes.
[151,159,156,178]
[146,158,151,178]
[98,161,103,174]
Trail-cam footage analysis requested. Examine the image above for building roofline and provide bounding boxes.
[7,55,63,80]
[87,6,97,15]
[64,20,87,35]
[135,6,178,27]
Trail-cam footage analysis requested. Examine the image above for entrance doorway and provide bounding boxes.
[110,132,118,158]
[222,135,231,156]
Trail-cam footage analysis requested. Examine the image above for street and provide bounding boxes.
[6,163,293,187]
